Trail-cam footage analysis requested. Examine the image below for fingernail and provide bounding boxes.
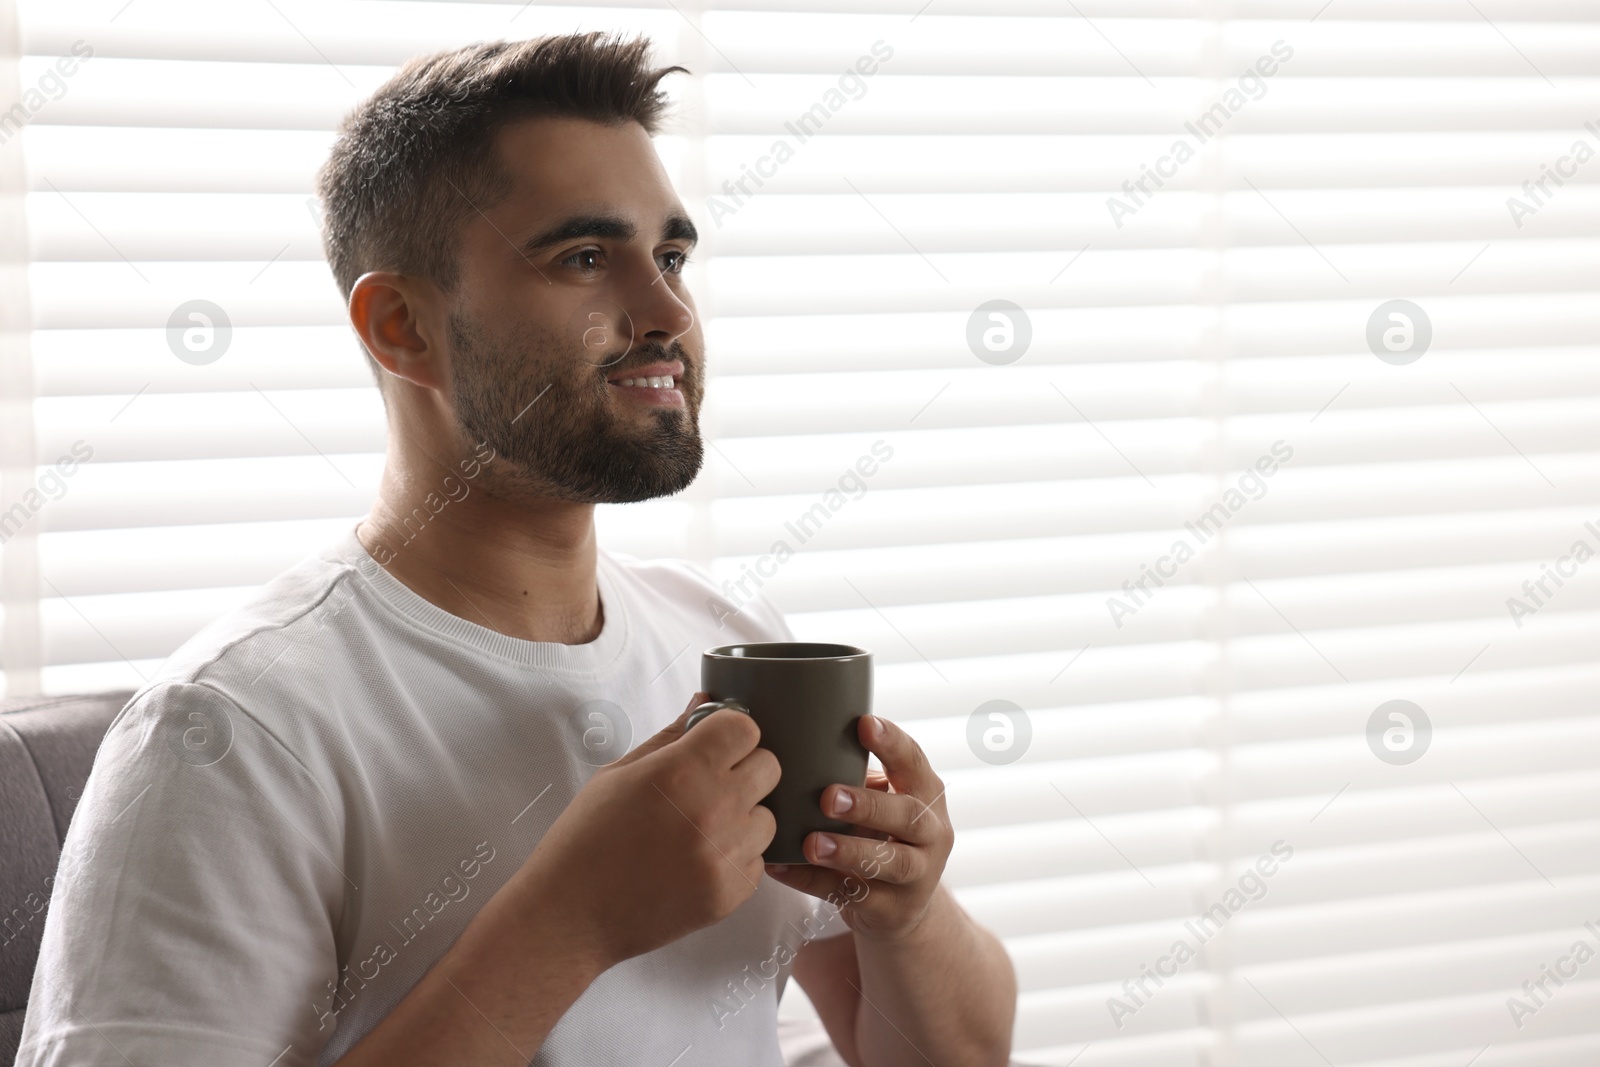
[865,715,883,739]
[814,834,837,858]
[831,788,853,815]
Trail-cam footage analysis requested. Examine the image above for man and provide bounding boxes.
[16,32,1016,1067]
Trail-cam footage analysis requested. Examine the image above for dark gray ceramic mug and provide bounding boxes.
[685,641,872,865]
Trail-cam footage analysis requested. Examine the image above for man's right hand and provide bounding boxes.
[333,693,779,1066]
[515,691,781,970]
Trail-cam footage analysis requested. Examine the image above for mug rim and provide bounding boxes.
[704,641,870,662]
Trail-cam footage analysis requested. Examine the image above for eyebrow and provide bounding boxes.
[518,212,699,257]
[661,214,698,245]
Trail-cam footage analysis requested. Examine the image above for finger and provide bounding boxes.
[804,830,922,885]
[681,706,762,769]
[609,691,708,766]
[764,861,873,908]
[670,691,710,736]
[730,743,781,804]
[857,715,941,801]
[663,691,709,735]
[821,781,941,845]
[739,802,778,861]
[763,861,831,899]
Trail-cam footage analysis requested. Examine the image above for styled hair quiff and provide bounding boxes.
[314,33,685,384]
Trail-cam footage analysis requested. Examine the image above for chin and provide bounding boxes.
[598,455,704,503]
[537,434,706,505]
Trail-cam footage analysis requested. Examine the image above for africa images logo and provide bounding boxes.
[705,40,895,227]
[1105,41,1295,228]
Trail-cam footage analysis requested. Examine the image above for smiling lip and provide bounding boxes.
[606,360,684,385]
[606,359,686,408]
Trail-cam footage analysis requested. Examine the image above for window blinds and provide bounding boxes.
[4,1,1600,1064]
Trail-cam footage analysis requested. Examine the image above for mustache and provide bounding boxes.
[600,340,691,378]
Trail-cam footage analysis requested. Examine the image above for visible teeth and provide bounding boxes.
[615,375,674,388]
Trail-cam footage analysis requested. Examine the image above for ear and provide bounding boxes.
[348,271,450,393]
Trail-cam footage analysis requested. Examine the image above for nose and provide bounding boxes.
[622,260,695,349]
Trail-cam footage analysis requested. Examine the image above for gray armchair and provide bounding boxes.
[0,691,131,1063]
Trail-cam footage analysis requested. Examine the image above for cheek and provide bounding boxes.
[569,300,635,367]
[679,339,707,399]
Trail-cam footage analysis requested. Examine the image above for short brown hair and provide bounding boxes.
[314,33,686,385]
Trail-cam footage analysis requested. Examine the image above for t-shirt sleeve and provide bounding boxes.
[15,681,344,1067]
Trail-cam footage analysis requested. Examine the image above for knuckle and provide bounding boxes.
[886,843,913,881]
[846,784,874,822]
[705,710,760,752]
[733,711,762,748]
[655,760,694,799]
[753,802,777,840]
[897,846,919,881]
[758,750,782,791]
[858,846,885,880]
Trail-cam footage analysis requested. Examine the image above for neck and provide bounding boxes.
[355,434,602,645]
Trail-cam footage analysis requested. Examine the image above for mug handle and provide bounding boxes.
[685,698,750,730]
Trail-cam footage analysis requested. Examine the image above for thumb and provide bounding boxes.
[609,691,708,768]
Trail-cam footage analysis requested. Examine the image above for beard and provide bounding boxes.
[446,308,705,504]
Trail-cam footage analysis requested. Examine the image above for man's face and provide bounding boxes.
[444,115,705,504]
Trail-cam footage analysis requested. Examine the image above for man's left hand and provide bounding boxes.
[764,713,952,943]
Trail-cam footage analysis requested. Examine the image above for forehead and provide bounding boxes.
[488,115,683,226]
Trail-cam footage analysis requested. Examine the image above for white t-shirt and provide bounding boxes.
[16,523,843,1067]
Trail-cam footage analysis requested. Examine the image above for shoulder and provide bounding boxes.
[125,537,369,753]
[75,675,343,884]
[600,550,796,645]
[97,555,355,844]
